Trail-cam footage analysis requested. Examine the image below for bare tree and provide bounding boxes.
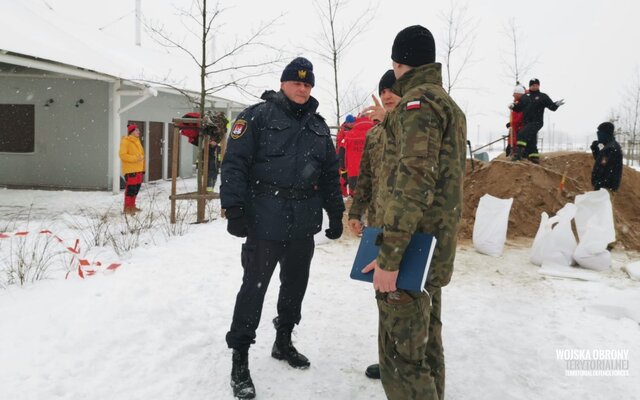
[311,0,377,126]
[146,1,283,109]
[144,0,283,221]
[339,78,372,120]
[438,1,478,95]
[618,69,640,166]
[502,18,538,85]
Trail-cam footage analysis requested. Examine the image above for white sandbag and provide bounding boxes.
[623,261,640,281]
[574,189,615,244]
[530,212,553,266]
[473,194,513,257]
[538,261,602,281]
[573,246,611,271]
[530,203,578,266]
[573,217,612,271]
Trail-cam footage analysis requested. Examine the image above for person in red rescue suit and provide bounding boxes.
[506,83,526,159]
[119,124,145,214]
[343,115,374,195]
[336,114,355,196]
[180,112,224,192]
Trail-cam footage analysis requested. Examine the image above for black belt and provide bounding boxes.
[253,182,318,200]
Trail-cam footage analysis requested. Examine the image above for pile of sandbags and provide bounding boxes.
[530,189,615,271]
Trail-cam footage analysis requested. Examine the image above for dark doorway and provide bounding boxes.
[148,121,164,181]
[167,123,180,177]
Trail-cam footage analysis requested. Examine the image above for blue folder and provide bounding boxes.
[350,227,437,292]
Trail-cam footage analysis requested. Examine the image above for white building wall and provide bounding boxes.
[0,76,111,189]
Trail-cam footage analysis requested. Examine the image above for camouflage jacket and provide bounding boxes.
[349,124,384,226]
[374,63,467,288]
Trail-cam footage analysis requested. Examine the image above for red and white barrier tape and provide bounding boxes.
[0,230,122,279]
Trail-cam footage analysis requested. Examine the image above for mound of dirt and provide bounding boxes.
[460,152,640,251]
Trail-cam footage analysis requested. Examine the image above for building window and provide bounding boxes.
[0,104,35,153]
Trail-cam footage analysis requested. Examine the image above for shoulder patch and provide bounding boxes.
[406,100,421,110]
[230,119,248,139]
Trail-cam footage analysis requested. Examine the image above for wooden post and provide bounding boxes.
[202,135,210,191]
[170,125,180,224]
[170,116,220,224]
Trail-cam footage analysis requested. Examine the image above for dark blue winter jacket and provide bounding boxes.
[220,90,344,240]
[591,137,623,191]
[513,90,559,126]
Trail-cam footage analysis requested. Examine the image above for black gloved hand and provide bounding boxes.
[590,140,600,153]
[225,207,248,238]
[325,215,343,240]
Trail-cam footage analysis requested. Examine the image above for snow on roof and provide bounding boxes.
[0,1,246,108]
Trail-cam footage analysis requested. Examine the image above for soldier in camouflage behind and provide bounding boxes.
[361,25,467,399]
[348,69,401,381]
[348,69,400,237]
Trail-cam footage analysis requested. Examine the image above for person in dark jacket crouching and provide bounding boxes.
[591,121,623,192]
[220,57,345,399]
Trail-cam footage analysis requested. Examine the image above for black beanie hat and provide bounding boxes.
[597,122,615,136]
[529,78,540,87]
[378,69,396,95]
[391,25,436,67]
[280,57,315,87]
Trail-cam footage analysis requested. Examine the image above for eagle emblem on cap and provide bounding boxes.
[298,70,307,79]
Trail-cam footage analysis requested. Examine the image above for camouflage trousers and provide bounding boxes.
[377,287,444,400]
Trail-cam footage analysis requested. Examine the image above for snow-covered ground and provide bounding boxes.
[1,181,639,400]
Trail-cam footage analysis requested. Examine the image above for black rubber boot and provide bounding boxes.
[271,329,310,369]
[231,349,256,399]
[512,146,525,161]
[365,363,381,379]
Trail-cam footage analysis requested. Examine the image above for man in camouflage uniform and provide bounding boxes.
[361,25,467,400]
[348,69,400,233]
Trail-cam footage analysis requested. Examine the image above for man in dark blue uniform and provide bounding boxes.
[591,121,623,192]
[511,78,564,163]
[220,57,344,399]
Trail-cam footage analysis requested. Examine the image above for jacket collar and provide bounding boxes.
[261,90,319,118]
[125,135,142,146]
[392,63,443,97]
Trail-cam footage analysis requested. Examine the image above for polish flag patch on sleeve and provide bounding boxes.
[406,100,421,110]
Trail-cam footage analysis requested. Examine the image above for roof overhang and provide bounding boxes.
[0,51,248,110]
[0,51,115,82]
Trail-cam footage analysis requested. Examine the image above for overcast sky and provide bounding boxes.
[39,0,640,147]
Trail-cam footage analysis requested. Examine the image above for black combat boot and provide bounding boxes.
[365,363,381,379]
[230,349,256,399]
[512,146,524,161]
[271,327,310,369]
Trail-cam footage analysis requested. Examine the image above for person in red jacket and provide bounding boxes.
[506,83,526,159]
[179,112,226,192]
[344,115,374,195]
[336,114,355,196]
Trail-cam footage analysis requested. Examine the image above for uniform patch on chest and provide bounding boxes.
[406,100,421,110]
[230,119,247,139]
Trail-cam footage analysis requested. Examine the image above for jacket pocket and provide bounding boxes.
[306,122,330,163]
[263,121,292,156]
